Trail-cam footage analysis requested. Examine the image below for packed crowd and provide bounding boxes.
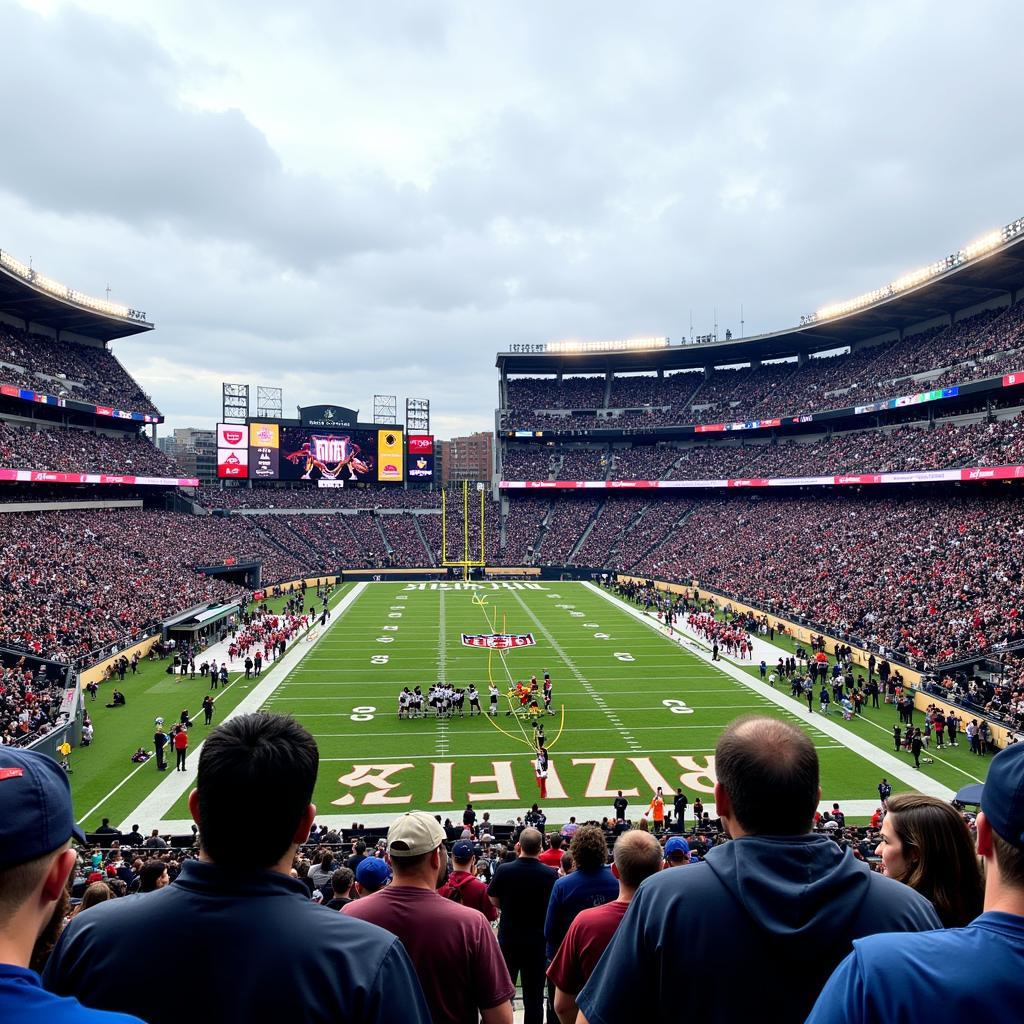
[0,421,177,476]
[499,301,1024,430]
[0,325,160,415]
[195,486,441,510]
[6,711,1020,1024]
[499,413,1024,483]
[0,660,67,747]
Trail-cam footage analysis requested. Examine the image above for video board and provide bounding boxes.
[278,426,404,483]
[407,434,434,480]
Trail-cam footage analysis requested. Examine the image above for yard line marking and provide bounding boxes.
[117,583,368,830]
[583,582,956,801]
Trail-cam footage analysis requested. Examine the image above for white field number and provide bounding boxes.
[663,699,694,715]
[370,655,389,665]
[613,652,635,662]
[351,705,376,721]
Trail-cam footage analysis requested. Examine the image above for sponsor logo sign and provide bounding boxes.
[461,633,537,650]
[217,423,248,449]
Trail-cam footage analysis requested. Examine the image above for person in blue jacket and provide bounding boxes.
[0,747,145,1024]
[807,741,1024,1023]
[576,716,940,1024]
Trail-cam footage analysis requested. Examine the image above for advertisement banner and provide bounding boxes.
[0,469,199,486]
[408,435,434,455]
[217,448,248,479]
[248,422,280,479]
[377,429,404,482]
[217,423,248,449]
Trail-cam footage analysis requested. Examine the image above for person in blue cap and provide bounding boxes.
[0,747,145,1023]
[662,836,691,867]
[807,740,1024,1022]
[355,856,392,895]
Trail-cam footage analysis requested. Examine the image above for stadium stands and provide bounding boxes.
[0,421,177,476]
[0,324,160,415]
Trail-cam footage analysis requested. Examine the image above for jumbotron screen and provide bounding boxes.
[277,426,404,484]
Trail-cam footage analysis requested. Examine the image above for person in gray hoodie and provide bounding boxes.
[575,716,941,1024]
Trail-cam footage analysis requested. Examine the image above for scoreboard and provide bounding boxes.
[218,420,426,483]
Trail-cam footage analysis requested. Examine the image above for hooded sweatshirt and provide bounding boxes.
[576,833,940,1024]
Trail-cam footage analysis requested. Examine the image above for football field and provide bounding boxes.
[129,578,983,830]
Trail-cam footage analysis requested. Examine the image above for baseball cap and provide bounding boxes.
[0,747,87,869]
[356,856,392,888]
[981,742,1024,848]
[451,840,475,861]
[387,811,446,858]
[664,837,690,858]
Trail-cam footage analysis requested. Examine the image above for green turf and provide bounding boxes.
[70,585,353,828]
[78,580,993,829]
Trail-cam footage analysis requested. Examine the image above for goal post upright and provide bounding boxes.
[441,480,486,581]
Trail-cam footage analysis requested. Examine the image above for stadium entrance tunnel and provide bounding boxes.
[196,560,261,589]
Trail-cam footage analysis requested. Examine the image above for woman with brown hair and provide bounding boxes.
[875,793,983,927]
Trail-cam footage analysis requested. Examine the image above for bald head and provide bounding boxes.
[518,827,543,856]
[612,829,663,890]
[716,716,819,835]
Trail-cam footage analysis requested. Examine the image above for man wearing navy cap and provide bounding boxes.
[439,840,497,921]
[355,856,392,896]
[0,748,144,1023]
[662,836,691,868]
[808,741,1024,1022]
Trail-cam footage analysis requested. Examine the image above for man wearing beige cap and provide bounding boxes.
[344,811,514,1024]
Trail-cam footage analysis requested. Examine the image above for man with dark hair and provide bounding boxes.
[345,811,514,1024]
[548,830,663,1024]
[44,712,430,1024]
[0,748,143,1023]
[538,833,563,868]
[325,867,355,910]
[808,741,1024,1021]
[488,827,557,1024]
[576,716,940,1024]
[136,860,169,893]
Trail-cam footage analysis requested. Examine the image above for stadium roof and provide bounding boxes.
[497,218,1024,375]
[0,249,153,342]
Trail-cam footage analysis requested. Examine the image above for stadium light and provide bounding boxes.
[0,247,140,320]
[801,214,1024,326]
[544,337,670,354]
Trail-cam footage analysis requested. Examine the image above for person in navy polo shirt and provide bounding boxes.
[44,712,430,1024]
[0,747,144,1024]
[807,740,1024,1022]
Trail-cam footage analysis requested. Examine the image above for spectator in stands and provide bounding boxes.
[354,857,391,896]
[44,713,430,1024]
[325,867,355,910]
[136,861,169,894]
[0,747,142,1023]
[548,829,663,1024]
[875,792,983,927]
[487,826,558,1024]
[808,742,1024,1022]
[344,811,514,1024]
[439,840,497,921]
[576,716,941,1024]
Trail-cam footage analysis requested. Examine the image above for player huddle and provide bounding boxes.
[397,671,555,721]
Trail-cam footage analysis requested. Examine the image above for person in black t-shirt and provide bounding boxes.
[613,791,628,820]
[488,827,558,1024]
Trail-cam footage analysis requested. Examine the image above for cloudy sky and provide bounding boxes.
[1,0,1022,438]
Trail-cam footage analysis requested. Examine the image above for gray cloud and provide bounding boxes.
[0,0,1022,439]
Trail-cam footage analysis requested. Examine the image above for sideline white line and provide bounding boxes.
[118,583,368,830]
[583,582,956,802]
[151,797,888,832]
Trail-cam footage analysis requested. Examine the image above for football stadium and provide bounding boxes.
[2,6,1023,1024]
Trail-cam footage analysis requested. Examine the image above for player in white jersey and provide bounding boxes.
[398,687,411,719]
[488,683,499,716]
[467,685,481,716]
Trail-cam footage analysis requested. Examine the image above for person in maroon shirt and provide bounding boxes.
[547,829,663,1024]
[344,812,513,1024]
[440,841,497,922]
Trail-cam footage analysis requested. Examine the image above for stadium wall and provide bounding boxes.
[78,634,163,688]
[0,499,143,513]
[261,574,341,596]
[909,689,1017,747]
